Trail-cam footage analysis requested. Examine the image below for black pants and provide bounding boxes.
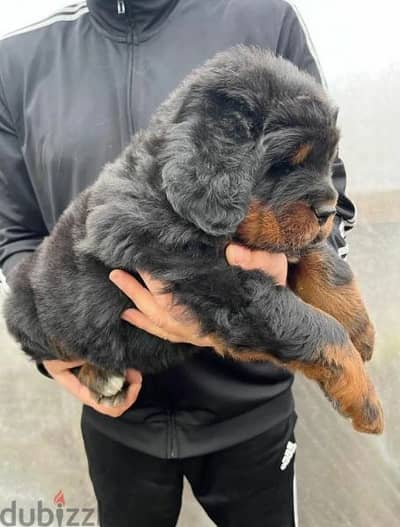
[81,413,297,527]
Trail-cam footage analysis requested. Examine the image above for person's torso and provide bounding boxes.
[0,0,295,457]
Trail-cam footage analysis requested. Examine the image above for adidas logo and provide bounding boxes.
[280,440,297,471]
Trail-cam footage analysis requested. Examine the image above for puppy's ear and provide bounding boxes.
[161,94,260,236]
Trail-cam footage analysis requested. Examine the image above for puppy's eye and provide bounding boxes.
[270,161,295,176]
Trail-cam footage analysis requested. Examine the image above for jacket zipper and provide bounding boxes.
[127,6,136,137]
[167,410,178,459]
[125,0,178,460]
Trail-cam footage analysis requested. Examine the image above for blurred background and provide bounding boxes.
[0,1,399,525]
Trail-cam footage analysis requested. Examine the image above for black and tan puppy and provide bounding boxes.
[3,46,383,434]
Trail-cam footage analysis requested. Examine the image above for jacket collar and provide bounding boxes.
[87,0,180,42]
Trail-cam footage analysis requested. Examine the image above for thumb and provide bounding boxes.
[225,244,252,267]
[125,369,143,385]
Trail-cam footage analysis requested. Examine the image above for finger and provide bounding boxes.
[110,270,163,321]
[54,367,141,417]
[114,272,214,346]
[135,271,198,327]
[246,250,277,272]
[249,251,288,285]
[227,244,275,272]
[53,368,93,403]
[112,270,189,329]
[121,307,158,329]
[124,379,143,405]
[225,244,252,267]
[122,308,180,342]
[122,305,201,344]
[225,244,287,285]
[44,359,86,375]
[109,269,151,300]
[137,270,166,295]
[89,400,125,417]
[125,368,143,385]
[61,359,86,369]
[137,270,175,310]
[90,379,142,417]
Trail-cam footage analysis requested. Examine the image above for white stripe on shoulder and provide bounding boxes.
[284,0,327,88]
[1,2,88,41]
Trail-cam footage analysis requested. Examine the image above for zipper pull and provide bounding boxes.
[117,0,126,15]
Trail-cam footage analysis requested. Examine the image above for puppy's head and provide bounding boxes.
[160,45,339,254]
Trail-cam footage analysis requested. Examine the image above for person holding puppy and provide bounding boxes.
[0,1,355,526]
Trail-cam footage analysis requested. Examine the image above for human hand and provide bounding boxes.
[225,243,287,286]
[109,244,287,347]
[42,359,142,417]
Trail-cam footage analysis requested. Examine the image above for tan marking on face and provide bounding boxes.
[236,200,322,251]
[318,212,335,239]
[236,201,283,247]
[276,202,321,248]
[291,143,313,165]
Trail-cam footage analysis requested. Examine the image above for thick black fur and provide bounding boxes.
[4,46,345,369]
[4,46,361,394]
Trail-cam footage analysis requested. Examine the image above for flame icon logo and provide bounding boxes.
[53,490,65,507]
[53,491,65,526]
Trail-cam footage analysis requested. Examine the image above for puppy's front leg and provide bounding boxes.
[215,335,382,435]
[288,242,375,361]
[170,266,383,433]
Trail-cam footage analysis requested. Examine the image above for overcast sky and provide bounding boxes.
[0,0,399,82]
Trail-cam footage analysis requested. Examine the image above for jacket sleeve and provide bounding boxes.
[0,57,52,378]
[0,66,51,377]
[0,68,48,283]
[277,2,357,258]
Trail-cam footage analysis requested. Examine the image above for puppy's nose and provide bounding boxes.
[313,205,336,226]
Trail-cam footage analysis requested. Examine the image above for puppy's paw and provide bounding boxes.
[77,363,127,407]
[350,320,375,362]
[312,341,383,434]
[331,352,383,434]
[350,393,384,435]
[96,374,127,407]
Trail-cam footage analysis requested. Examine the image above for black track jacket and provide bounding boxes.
[0,0,356,458]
